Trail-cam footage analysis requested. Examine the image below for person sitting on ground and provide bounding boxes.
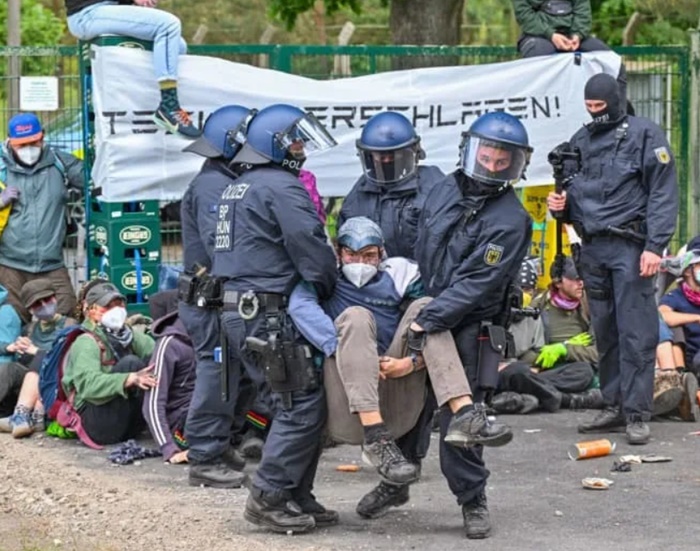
[142,308,195,464]
[512,0,629,107]
[0,283,22,416]
[0,113,84,323]
[0,279,78,437]
[61,282,156,446]
[658,249,700,422]
[652,316,693,420]
[290,216,512,519]
[492,257,603,414]
[64,0,200,139]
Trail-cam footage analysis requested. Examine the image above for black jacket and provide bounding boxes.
[180,159,240,272]
[65,1,134,17]
[564,115,678,255]
[211,166,337,299]
[415,173,533,333]
[339,165,445,260]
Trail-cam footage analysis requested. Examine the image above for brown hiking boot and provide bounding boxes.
[677,372,700,422]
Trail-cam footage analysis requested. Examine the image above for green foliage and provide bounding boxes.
[267,0,362,30]
[466,0,518,45]
[592,0,695,45]
[0,0,65,75]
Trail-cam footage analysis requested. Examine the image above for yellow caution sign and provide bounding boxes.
[520,184,571,289]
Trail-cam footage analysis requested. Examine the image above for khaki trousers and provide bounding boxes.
[0,265,77,323]
[325,297,472,445]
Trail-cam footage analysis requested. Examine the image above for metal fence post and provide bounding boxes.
[689,30,700,240]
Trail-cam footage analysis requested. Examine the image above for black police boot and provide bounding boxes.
[577,405,626,434]
[222,447,246,471]
[462,492,491,539]
[361,437,419,485]
[490,392,540,414]
[490,391,524,414]
[356,482,410,519]
[188,461,249,489]
[567,388,604,410]
[295,495,339,527]
[626,416,650,445]
[244,487,316,534]
[444,405,513,448]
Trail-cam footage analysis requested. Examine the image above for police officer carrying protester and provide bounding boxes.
[413,112,534,539]
[339,111,444,259]
[338,111,445,516]
[211,104,339,534]
[547,73,678,444]
[178,105,255,485]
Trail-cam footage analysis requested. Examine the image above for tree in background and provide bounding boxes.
[267,0,467,68]
[25,0,700,50]
[592,0,698,45]
[0,0,65,79]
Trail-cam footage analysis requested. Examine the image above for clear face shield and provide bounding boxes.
[460,135,531,187]
[357,146,419,184]
[276,113,337,161]
[225,109,257,157]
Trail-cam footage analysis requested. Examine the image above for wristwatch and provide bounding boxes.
[409,351,420,373]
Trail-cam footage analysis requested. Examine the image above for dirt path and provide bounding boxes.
[0,435,322,551]
[2,413,699,551]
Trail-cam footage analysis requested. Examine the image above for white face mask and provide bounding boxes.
[16,145,42,166]
[342,263,378,288]
[101,306,127,331]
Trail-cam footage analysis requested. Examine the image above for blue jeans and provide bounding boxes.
[67,1,187,81]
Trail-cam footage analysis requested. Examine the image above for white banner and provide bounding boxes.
[92,47,621,201]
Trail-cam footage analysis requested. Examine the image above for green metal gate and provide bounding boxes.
[0,43,693,277]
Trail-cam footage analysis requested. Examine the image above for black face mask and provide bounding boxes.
[584,73,623,129]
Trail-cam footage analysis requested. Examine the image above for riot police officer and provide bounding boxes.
[547,73,679,444]
[413,112,534,539]
[211,104,339,533]
[178,105,255,487]
[339,111,445,517]
[339,111,445,259]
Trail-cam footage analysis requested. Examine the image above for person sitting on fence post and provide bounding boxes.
[0,113,84,323]
[512,0,630,110]
[64,0,201,139]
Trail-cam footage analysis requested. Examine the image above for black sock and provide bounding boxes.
[363,422,390,444]
[159,86,180,112]
[455,404,475,417]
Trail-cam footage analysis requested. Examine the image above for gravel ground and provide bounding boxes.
[1,411,699,551]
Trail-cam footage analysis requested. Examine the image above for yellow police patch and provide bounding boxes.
[654,146,670,164]
[484,243,504,266]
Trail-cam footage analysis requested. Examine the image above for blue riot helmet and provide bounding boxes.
[182,105,255,160]
[235,104,336,170]
[337,216,384,252]
[459,112,533,187]
[356,111,424,184]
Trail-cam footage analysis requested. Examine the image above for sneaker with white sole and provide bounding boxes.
[153,107,201,139]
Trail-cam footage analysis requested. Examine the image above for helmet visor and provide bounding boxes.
[460,135,531,186]
[276,113,337,160]
[358,147,418,184]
